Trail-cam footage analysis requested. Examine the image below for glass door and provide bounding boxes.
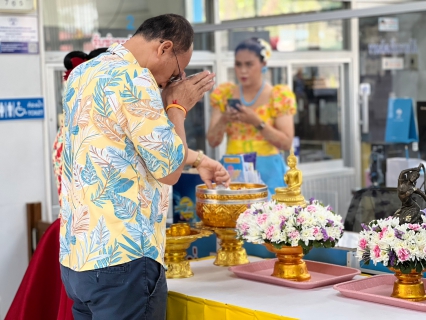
[181,66,214,157]
[291,64,342,163]
[45,64,65,219]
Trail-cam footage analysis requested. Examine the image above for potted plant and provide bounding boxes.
[236,199,344,281]
[357,216,426,301]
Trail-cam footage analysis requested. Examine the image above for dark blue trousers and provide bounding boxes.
[60,257,167,320]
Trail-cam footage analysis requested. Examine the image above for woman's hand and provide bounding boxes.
[234,105,262,127]
[221,107,239,124]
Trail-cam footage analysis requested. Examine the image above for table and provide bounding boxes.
[166,257,426,320]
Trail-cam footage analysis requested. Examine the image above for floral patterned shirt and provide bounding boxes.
[59,43,184,271]
[210,82,296,156]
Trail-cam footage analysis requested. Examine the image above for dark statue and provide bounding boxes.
[394,164,426,225]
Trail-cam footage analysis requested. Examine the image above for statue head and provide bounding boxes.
[287,153,297,169]
[409,170,420,183]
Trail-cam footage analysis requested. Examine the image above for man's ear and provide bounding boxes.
[157,40,173,56]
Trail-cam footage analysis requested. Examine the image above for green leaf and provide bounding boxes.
[313,241,321,248]
[400,264,412,274]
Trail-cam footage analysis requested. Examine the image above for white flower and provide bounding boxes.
[257,38,272,62]
[356,216,426,268]
[236,199,342,250]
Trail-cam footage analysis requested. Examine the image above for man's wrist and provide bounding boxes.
[166,107,186,119]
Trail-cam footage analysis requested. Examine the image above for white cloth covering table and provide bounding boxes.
[167,257,425,319]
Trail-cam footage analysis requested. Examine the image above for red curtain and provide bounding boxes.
[5,219,73,320]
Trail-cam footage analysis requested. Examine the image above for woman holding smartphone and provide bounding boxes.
[207,38,296,194]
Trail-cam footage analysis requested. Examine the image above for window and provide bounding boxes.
[44,0,188,52]
[219,0,346,21]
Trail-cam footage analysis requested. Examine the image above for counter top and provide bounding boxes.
[167,257,425,319]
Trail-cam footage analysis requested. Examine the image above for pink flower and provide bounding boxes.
[408,224,421,231]
[296,217,305,224]
[265,225,275,240]
[379,227,388,240]
[306,205,317,213]
[397,248,410,262]
[289,231,300,240]
[240,223,249,233]
[313,227,319,236]
[243,210,251,217]
[256,214,268,225]
[359,238,368,250]
[373,245,381,258]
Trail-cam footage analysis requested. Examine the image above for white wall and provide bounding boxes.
[0,42,46,320]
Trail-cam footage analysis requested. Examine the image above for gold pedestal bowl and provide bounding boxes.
[196,183,268,267]
[165,223,213,279]
[390,268,426,301]
[264,243,311,281]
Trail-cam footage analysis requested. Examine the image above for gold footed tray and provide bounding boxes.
[390,269,426,302]
[195,222,249,267]
[165,224,213,279]
[264,243,311,281]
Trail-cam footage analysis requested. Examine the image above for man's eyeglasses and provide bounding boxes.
[159,40,182,83]
[169,47,183,83]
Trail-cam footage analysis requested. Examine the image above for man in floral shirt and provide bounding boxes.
[59,14,229,319]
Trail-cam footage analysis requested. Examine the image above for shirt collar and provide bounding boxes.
[107,43,138,65]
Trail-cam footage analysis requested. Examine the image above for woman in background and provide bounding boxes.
[207,38,296,195]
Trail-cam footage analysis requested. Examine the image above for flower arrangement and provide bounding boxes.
[357,215,426,274]
[236,199,344,254]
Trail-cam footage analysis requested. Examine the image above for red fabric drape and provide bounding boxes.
[5,219,73,320]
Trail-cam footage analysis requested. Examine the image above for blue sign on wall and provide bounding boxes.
[0,98,44,121]
[385,98,418,143]
[0,42,39,54]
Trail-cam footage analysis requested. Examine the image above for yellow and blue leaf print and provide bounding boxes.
[81,154,99,185]
[60,43,183,271]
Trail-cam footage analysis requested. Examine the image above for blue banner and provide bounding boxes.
[0,98,44,121]
[0,42,39,54]
[385,98,418,143]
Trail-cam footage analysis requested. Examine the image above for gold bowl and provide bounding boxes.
[196,183,268,228]
[389,268,426,301]
[165,226,213,279]
[264,243,311,281]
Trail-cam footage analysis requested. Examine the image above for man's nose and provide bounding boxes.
[159,82,168,89]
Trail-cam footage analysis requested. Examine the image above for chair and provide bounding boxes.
[26,202,51,260]
[344,187,426,232]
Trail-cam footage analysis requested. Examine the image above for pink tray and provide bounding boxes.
[334,274,426,312]
[228,259,360,289]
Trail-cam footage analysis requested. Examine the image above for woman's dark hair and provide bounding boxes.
[88,47,108,60]
[133,14,193,54]
[235,38,264,62]
[63,51,88,71]
[63,48,108,80]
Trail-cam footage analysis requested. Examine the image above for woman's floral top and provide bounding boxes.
[52,126,64,204]
[210,82,296,156]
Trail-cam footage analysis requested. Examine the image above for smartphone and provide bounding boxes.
[227,99,241,112]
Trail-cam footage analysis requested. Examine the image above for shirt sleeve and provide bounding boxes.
[209,82,235,113]
[120,69,185,180]
[270,84,297,118]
